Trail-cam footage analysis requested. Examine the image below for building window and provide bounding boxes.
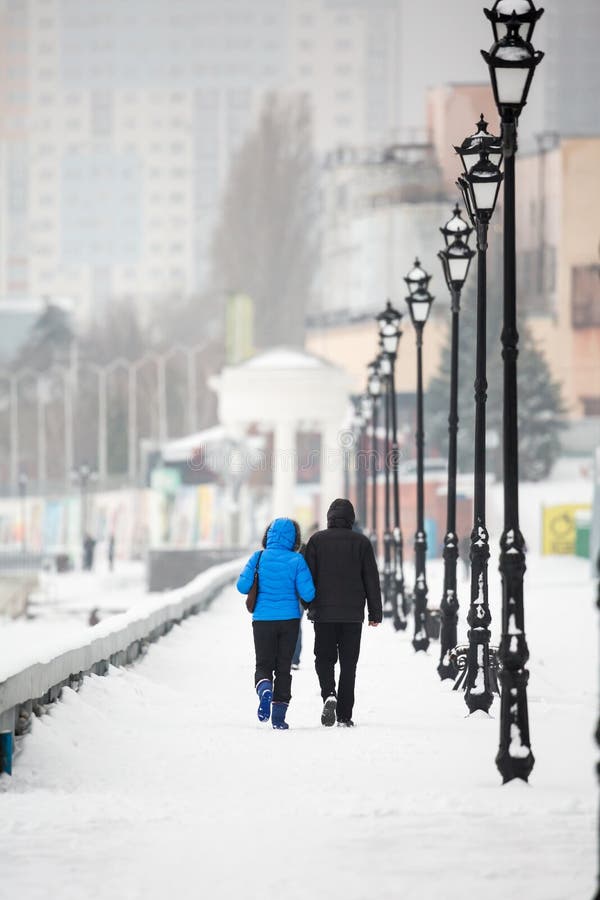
[571,265,600,328]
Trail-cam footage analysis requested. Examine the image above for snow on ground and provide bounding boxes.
[0,561,147,680]
[30,559,148,617]
[0,554,596,900]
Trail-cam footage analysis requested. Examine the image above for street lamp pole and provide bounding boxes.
[377,301,407,631]
[367,360,382,562]
[18,472,28,554]
[378,350,394,619]
[482,0,544,782]
[437,205,475,680]
[404,262,435,653]
[456,134,503,713]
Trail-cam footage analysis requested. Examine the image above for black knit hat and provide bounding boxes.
[326,498,355,528]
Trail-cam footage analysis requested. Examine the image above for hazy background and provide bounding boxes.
[0,0,597,559]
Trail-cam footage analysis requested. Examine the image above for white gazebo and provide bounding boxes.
[210,347,353,524]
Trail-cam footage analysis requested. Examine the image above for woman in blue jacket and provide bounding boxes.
[237,518,315,730]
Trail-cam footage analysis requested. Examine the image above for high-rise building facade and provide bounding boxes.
[0,0,412,320]
[518,0,600,151]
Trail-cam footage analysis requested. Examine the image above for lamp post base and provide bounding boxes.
[393,614,407,632]
[464,631,494,714]
[496,529,534,781]
[412,634,430,653]
[437,649,458,681]
[412,530,429,653]
[438,532,459,681]
[392,534,407,631]
[393,576,407,631]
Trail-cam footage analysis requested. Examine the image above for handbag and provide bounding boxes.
[245,551,263,613]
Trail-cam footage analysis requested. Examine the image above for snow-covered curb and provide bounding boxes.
[0,558,244,762]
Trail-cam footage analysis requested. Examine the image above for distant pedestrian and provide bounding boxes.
[83,533,96,571]
[292,521,320,670]
[107,533,115,571]
[304,499,382,728]
[88,607,100,626]
[237,518,315,730]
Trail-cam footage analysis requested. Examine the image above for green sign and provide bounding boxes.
[151,467,182,495]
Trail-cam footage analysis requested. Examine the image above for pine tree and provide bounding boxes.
[516,326,566,480]
[13,300,74,371]
[426,252,565,482]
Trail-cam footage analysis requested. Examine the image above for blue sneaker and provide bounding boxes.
[271,701,289,730]
[256,679,272,722]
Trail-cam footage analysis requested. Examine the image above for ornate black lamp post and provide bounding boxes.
[482,0,544,782]
[404,262,434,652]
[367,359,383,561]
[455,128,503,713]
[376,301,407,631]
[453,114,503,172]
[437,205,475,680]
[378,349,395,619]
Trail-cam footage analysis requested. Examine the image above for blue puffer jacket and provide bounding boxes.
[237,518,315,621]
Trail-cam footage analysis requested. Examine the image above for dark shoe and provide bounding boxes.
[321,694,337,727]
[256,679,273,722]
[337,719,354,727]
[272,701,289,730]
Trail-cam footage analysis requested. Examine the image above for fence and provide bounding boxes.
[0,557,242,775]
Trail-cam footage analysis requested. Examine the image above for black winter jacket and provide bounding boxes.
[304,500,382,624]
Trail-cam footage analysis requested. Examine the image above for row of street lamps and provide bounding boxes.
[355,266,435,648]
[352,0,544,784]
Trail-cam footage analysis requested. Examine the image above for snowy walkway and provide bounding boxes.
[0,556,596,900]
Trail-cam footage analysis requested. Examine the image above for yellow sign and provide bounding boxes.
[542,504,591,555]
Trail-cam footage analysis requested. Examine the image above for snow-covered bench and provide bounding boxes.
[0,558,243,775]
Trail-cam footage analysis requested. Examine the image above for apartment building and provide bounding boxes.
[0,0,412,320]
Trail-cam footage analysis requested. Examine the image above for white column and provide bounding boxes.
[320,421,344,527]
[272,421,296,519]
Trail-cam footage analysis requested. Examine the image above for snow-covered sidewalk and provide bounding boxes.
[0,555,596,900]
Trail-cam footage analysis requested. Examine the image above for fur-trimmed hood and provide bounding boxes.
[262,518,302,551]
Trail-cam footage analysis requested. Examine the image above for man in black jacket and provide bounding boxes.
[304,498,382,727]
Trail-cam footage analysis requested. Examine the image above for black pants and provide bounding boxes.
[253,619,300,703]
[314,622,363,722]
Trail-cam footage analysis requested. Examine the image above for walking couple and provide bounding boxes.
[237,498,382,730]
